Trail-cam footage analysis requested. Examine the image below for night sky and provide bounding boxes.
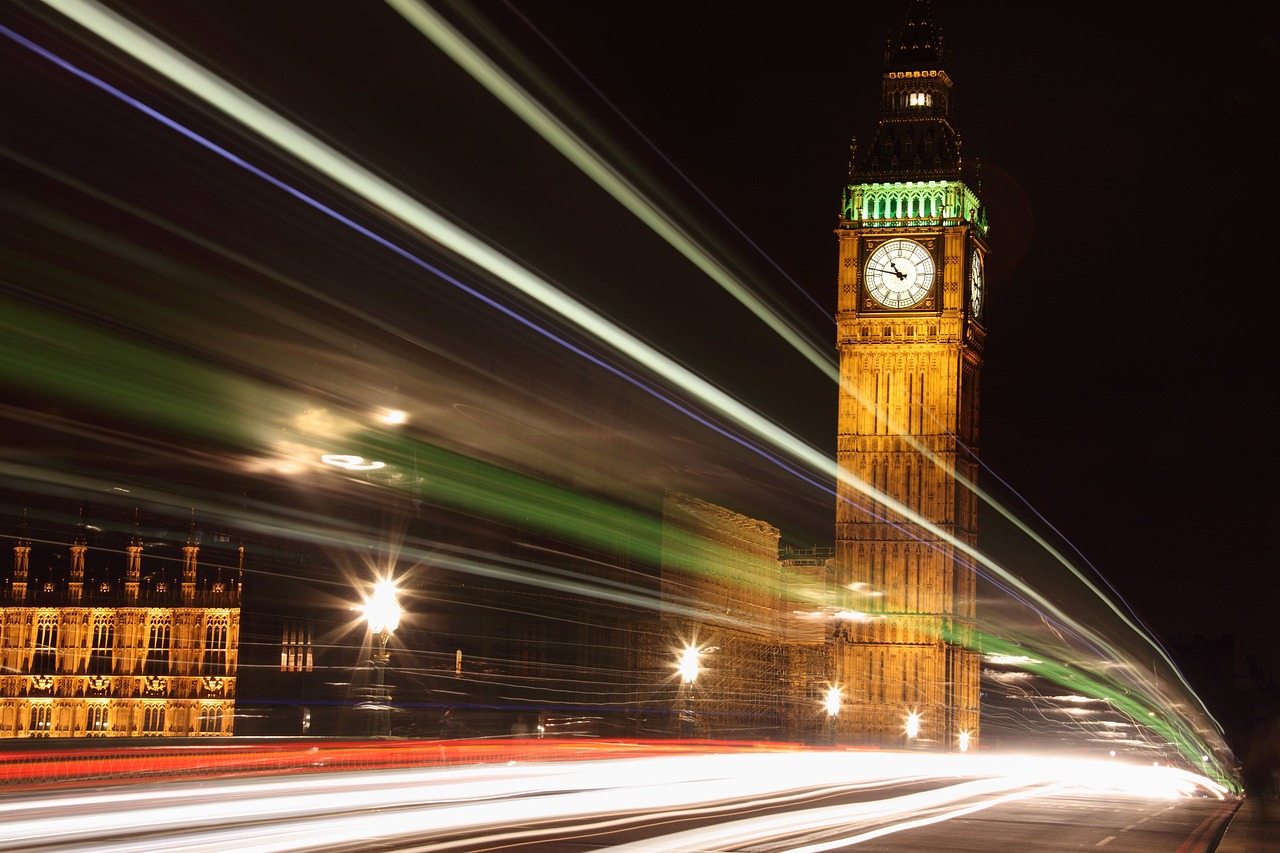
[2,0,1278,703]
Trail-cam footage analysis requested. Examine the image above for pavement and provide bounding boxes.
[1218,795,1280,851]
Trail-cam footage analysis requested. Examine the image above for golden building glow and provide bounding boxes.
[832,1,984,749]
[1,519,241,738]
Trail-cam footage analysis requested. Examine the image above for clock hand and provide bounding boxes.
[868,265,907,279]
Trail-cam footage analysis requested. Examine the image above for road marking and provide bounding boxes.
[1096,836,1116,847]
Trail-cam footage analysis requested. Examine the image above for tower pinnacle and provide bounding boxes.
[887,0,944,69]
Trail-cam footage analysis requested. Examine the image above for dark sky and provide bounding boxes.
[2,0,1278,692]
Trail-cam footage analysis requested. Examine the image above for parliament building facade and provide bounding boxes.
[0,515,240,738]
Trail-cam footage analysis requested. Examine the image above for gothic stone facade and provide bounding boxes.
[0,522,240,738]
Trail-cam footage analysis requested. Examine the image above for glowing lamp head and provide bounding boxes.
[361,578,402,635]
[824,686,842,717]
[677,646,701,684]
[905,711,922,739]
[958,730,971,753]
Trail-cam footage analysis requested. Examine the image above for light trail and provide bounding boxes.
[0,749,1227,853]
[495,0,830,322]
[4,2,1236,782]
[383,0,835,380]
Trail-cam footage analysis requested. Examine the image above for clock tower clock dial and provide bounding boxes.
[969,248,984,317]
[865,238,935,308]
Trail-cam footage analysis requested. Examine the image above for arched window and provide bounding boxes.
[144,618,171,676]
[203,618,228,676]
[199,705,223,734]
[28,705,52,737]
[281,619,313,674]
[87,705,109,736]
[89,616,114,675]
[143,704,166,735]
[33,614,58,674]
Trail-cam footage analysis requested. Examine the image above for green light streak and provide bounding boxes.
[969,630,1237,791]
[0,294,265,449]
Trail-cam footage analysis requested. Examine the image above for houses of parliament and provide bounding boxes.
[1,1,984,746]
[0,513,241,738]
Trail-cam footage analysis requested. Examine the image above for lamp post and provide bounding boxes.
[677,645,700,739]
[824,686,842,746]
[359,577,402,737]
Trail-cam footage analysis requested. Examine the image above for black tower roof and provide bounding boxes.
[850,0,973,186]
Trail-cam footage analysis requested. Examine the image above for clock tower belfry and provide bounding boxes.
[833,0,986,750]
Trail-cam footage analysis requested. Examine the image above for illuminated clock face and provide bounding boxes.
[864,239,935,308]
[969,249,984,317]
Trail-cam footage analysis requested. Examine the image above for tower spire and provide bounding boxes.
[887,0,944,69]
[845,0,980,222]
[126,508,142,602]
[12,509,31,602]
[183,509,198,603]
[69,505,87,602]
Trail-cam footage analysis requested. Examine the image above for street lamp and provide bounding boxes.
[676,645,701,739]
[678,645,701,685]
[359,577,402,737]
[823,686,841,746]
[904,710,921,748]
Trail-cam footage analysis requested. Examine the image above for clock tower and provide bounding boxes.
[833,0,985,749]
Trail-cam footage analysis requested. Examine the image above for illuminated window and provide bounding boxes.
[143,704,166,734]
[144,618,171,676]
[909,92,932,107]
[32,613,58,674]
[281,619,313,673]
[28,704,53,737]
[203,617,228,676]
[199,705,223,734]
[89,616,114,675]
[87,705,109,736]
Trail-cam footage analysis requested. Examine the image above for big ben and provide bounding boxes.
[833,0,984,749]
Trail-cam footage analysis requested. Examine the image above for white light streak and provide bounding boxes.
[0,751,1226,853]
[320,454,385,471]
